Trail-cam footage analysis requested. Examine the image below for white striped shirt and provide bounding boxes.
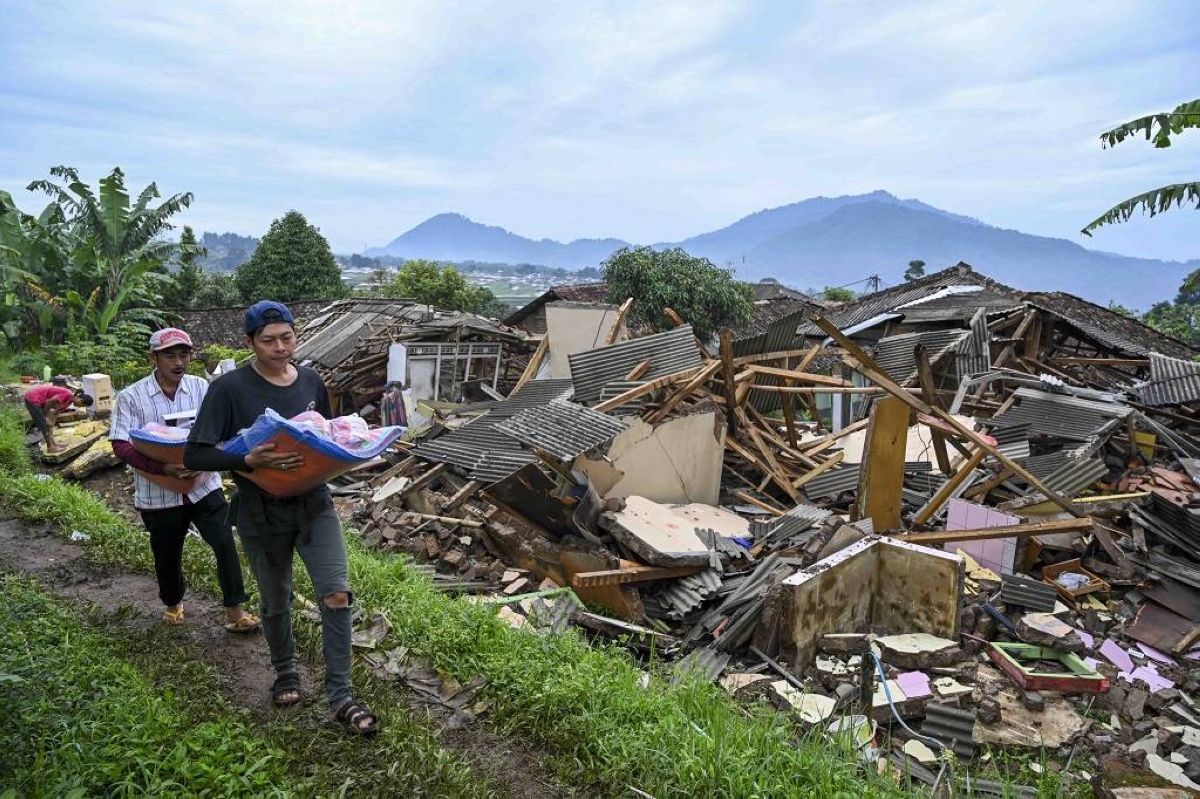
[109,373,223,510]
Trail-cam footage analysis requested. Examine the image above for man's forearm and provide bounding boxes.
[111,440,168,475]
[184,442,249,473]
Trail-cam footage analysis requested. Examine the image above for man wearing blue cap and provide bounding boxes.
[185,300,379,736]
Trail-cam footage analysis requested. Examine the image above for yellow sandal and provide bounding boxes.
[162,605,185,626]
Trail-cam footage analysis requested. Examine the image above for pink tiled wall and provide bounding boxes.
[944,498,1020,574]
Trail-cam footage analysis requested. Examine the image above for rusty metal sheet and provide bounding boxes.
[1124,601,1200,656]
[1140,578,1200,624]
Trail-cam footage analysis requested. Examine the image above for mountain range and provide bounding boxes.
[372,190,1196,308]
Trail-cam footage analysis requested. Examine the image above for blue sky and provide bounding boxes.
[2,0,1197,260]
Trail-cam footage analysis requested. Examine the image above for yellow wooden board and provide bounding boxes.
[855,396,909,531]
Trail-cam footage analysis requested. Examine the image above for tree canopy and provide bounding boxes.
[161,226,205,309]
[1082,99,1200,236]
[600,246,753,341]
[904,260,926,282]
[234,211,347,303]
[0,166,195,347]
[377,259,498,313]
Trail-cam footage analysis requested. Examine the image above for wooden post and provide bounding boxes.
[607,297,634,345]
[781,388,799,448]
[720,329,738,436]
[912,447,987,526]
[512,335,549,394]
[855,396,910,530]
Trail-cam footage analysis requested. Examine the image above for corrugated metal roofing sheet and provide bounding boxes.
[1137,353,1200,407]
[922,703,977,758]
[1041,457,1108,497]
[801,464,862,500]
[749,504,832,541]
[990,387,1130,441]
[872,329,970,385]
[1026,292,1198,360]
[1001,575,1057,612]
[494,400,628,460]
[568,325,702,403]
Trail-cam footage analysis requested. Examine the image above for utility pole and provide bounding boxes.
[866,274,882,293]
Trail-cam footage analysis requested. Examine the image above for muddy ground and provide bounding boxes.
[0,469,593,799]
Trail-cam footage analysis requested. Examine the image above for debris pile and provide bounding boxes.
[342,263,1200,792]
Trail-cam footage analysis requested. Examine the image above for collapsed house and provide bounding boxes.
[331,261,1200,791]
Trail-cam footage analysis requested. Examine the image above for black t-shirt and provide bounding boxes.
[188,363,332,490]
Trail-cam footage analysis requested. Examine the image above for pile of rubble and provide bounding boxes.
[331,263,1199,793]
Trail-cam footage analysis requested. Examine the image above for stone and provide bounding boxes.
[903,739,938,765]
[876,634,962,670]
[1149,689,1182,712]
[442,549,466,569]
[834,682,858,705]
[1107,683,1128,713]
[1022,691,1045,712]
[1016,612,1085,654]
[978,696,1002,725]
[1124,687,1149,721]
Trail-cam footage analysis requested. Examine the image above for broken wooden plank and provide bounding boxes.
[644,360,722,424]
[512,335,549,394]
[734,490,787,517]
[592,365,702,413]
[623,358,652,381]
[443,479,484,512]
[894,517,1093,545]
[736,364,853,387]
[911,447,988,526]
[608,297,634,345]
[802,418,869,455]
[731,347,818,368]
[410,512,484,529]
[745,423,801,503]
[855,396,910,530]
[791,450,844,490]
[781,391,799,448]
[572,563,701,588]
[395,462,447,501]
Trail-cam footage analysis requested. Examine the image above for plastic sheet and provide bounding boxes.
[129,423,189,465]
[221,409,404,497]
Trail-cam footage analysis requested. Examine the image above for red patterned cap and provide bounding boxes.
[149,328,194,351]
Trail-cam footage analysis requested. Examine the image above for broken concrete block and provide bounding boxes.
[1021,690,1045,712]
[769,682,837,724]
[819,633,871,656]
[902,738,938,765]
[932,676,973,700]
[978,695,1001,724]
[599,496,713,567]
[502,577,530,596]
[1016,612,1085,654]
[876,633,961,670]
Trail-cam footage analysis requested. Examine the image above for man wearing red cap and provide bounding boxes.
[109,327,258,632]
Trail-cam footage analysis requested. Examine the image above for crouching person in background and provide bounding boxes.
[109,327,259,632]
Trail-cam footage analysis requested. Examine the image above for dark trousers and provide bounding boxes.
[140,488,250,608]
[235,487,353,709]
[24,397,50,436]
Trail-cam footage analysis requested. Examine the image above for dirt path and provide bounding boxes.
[0,512,592,799]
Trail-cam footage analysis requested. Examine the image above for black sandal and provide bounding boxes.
[333,700,380,736]
[271,673,302,707]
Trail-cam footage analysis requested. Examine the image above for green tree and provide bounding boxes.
[1082,99,1200,236]
[903,260,926,282]
[600,246,753,340]
[822,286,856,303]
[379,259,495,312]
[193,272,242,307]
[1144,300,1199,346]
[1,166,196,345]
[234,211,347,302]
[161,226,206,308]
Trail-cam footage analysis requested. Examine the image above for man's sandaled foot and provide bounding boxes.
[161,605,185,626]
[224,611,261,634]
[271,674,302,707]
[332,700,379,736]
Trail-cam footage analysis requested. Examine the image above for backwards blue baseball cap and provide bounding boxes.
[244,300,295,335]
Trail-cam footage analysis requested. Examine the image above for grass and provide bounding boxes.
[0,571,298,798]
[0,404,910,798]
